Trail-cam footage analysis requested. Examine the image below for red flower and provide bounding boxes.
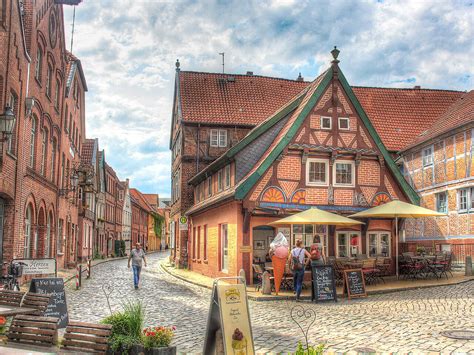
[0,317,6,326]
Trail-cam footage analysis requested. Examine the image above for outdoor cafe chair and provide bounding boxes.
[0,290,25,307]
[281,263,294,291]
[252,264,264,291]
[21,293,52,316]
[361,259,379,285]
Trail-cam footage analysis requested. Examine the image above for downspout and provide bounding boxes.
[196,124,200,172]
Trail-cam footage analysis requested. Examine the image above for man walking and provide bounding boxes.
[128,242,147,289]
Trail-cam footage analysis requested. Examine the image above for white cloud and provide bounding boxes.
[63,0,473,196]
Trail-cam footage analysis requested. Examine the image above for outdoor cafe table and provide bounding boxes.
[412,255,436,260]
[0,305,38,317]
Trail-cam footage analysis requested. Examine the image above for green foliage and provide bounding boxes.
[153,213,165,238]
[93,249,102,260]
[101,300,145,352]
[142,326,175,349]
[292,342,325,355]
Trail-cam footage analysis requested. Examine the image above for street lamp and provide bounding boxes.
[70,173,79,189]
[0,106,16,142]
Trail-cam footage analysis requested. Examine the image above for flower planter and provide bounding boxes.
[129,344,176,355]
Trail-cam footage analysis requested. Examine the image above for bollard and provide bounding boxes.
[75,265,80,290]
[466,256,473,276]
[79,265,82,288]
[86,259,91,279]
[262,271,272,295]
[238,269,246,285]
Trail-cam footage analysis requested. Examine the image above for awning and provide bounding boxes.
[367,219,392,232]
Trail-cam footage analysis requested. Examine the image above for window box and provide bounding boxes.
[305,158,329,186]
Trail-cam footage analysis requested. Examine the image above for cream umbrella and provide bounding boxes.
[349,200,446,278]
[269,207,365,226]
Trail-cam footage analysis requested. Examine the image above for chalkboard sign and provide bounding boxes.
[343,269,367,299]
[29,278,68,328]
[311,265,337,303]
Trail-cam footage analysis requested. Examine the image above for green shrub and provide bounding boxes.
[292,342,324,355]
[102,301,145,352]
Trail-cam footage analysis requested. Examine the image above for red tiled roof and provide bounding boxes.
[403,90,474,150]
[178,71,464,151]
[81,139,95,164]
[143,194,159,211]
[130,188,154,213]
[353,87,464,151]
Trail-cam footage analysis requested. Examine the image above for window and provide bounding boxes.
[197,226,201,260]
[45,213,52,258]
[220,224,228,272]
[458,188,474,213]
[320,116,331,130]
[57,219,63,254]
[64,105,69,132]
[338,117,349,130]
[225,165,231,188]
[29,117,37,168]
[336,232,360,257]
[306,158,328,186]
[210,129,227,147]
[69,115,72,138]
[436,192,448,213]
[40,129,47,176]
[423,146,433,167]
[217,170,223,192]
[334,160,355,186]
[61,153,65,188]
[24,205,33,258]
[46,65,52,98]
[54,79,60,109]
[207,177,212,197]
[7,93,17,153]
[192,227,196,259]
[203,225,208,260]
[35,46,42,81]
[367,232,390,257]
[291,224,328,256]
[51,139,56,182]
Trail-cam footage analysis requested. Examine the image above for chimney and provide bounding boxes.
[414,85,421,89]
[246,71,253,76]
[296,72,304,81]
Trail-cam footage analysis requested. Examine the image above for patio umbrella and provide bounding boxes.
[349,200,446,278]
[269,207,365,226]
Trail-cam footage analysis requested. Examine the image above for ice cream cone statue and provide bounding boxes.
[269,232,289,295]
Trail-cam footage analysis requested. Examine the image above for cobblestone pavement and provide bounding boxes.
[66,252,474,354]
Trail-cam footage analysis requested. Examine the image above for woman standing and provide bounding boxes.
[310,237,325,267]
[290,239,311,301]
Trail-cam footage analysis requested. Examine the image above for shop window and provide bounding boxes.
[334,160,355,187]
[367,232,390,257]
[436,192,447,213]
[336,232,360,257]
[306,158,328,186]
[320,116,331,130]
[291,224,328,256]
[220,224,228,272]
[423,146,433,167]
[338,117,349,130]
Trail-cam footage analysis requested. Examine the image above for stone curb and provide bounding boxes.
[161,261,474,301]
[63,251,161,284]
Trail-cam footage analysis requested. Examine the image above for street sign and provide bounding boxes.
[179,216,188,231]
[16,258,56,276]
[203,277,255,354]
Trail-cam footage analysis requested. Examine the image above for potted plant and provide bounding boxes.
[142,326,176,355]
[416,246,426,256]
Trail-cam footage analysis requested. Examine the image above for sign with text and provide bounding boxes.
[203,280,255,354]
[311,264,337,303]
[179,216,188,231]
[29,278,68,328]
[343,269,367,300]
[16,258,56,276]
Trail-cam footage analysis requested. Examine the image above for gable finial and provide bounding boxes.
[175,59,180,71]
[331,46,340,64]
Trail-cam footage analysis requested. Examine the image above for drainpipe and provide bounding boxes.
[196,124,200,172]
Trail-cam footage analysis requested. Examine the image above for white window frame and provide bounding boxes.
[218,129,227,147]
[207,177,212,197]
[436,191,448,213]
[224,165,231,189]
[366,231,391,258]
[220,224,228,273]
[320,116,331,130]
[217,170,223,192]
[458,188,470,213]
[210,129,219,147]
[422,146,433,167]
[338,117,350,130]
[305,158,329,186]
[336,231,361,258]
[333,160,355,187]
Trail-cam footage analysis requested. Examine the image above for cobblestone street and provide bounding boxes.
[66,252,474,354]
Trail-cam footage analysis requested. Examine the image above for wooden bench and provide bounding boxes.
[0,290,25,307]
[62,321,112,353]
[21,292,51,316]
[7,314,58,347]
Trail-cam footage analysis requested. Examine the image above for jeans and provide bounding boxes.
[293,268,305,298]
[132,265,142,287]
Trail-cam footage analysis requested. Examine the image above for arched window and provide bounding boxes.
[40,128,48,176]
[35,46,43,81]
[54,79,60,109]
[64,104,68,132]
[24,205,33,258]
[46,212,52,258]
[46,64,52,98]
[29,116,37,168]
[51,138,57,182]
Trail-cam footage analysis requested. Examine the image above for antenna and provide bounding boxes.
[70,6,76,53]
[219,52,225,74]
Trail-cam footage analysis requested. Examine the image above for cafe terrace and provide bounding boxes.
[172,49,470,284]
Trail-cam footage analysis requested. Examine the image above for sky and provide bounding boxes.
[62,0,473,198]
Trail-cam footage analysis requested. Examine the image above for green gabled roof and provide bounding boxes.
[337,71,420,205]
[188,88,308,186]
[234,66,419,205]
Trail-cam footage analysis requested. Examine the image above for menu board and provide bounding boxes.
[343,269,367,299]
[29,278,68,328]
[311,265,337,303]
